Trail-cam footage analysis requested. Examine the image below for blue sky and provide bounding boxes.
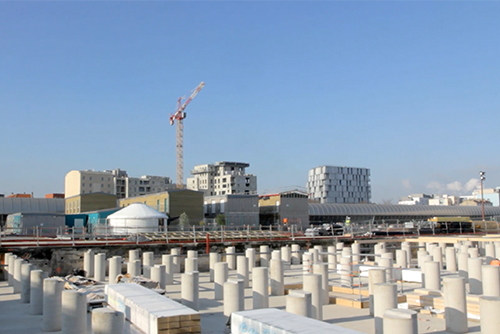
[1,1,499,203]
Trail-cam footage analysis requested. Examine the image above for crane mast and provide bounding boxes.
[170,82,205,188]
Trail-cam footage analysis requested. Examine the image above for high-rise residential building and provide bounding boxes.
[307,165,371,204]
[187,161,257,196]
[64,169,173,199]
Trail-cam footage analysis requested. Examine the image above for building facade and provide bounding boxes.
[259,190,309,229]
[65,193,118,214]
[204,194,259,227]
[307,166,371,204]
[65,169,173,199]
[187,161,257,196]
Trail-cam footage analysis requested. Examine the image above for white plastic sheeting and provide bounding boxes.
[107,203,167,234]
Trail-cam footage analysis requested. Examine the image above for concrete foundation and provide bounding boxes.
[94,253,106,282]
[259,245,270,267]
[226,246,236,270]
[373,283,397,334]
[127,260,141,277]
[286,290,312,318]
[236,256,249,288]
[327,246,337,271]
[108,256,122,284]
[245,248,255,271]
[340,256,352,287]
[20,263,33,303]
[171,248,181,273]
[443,276,468,333]
[383,309,418,334]
[457,252,469,281]
[423,261,441,291]
[396,250,407,269]
[313,263,329,305]
[303,273,322,320]
[30,269,48,315]
[369,268,387,317]
[446,247,457,272]
[42,278,65,332]
[352,242,361,263]
[13,258,25,294]
[223,278,244,316]
[214,262,228,300]
[479,296,500,334]
[83,249,94,278]
[184,258,198,273]
[252,267,269,309]
[181,271,199,311]
[270,259,284,296]
[151,264,166,289]
[468,257,483,295]
[209,252,220,282]
[291,244,301,265]
[92,308,124,334]
[162,254,174,285]
[482,265,500,297]
[61,290,87,334]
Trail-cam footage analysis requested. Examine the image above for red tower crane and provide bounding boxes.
[170,82,205,188]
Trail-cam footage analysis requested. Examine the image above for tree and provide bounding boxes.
[215,214,226,226]
[179,212,190,230]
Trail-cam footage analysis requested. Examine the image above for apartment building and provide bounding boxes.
[187,161,257,196]
[307,165,371,204]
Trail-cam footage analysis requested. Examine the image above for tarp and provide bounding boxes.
[107,203,167,220]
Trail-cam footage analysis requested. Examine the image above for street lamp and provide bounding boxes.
[480,171,486,221]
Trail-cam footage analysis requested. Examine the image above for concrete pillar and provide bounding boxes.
[381,252,393,260]
[327,246,337,271]
[260,245,270,267]
[252,267,269,309]
[352,242,361,263]
[128,249,140,263]
[485,243,495,258]
[426,243,437,253]
[468,248,479,258]
[187,250,197,258]
[30,269,48,315]
[108,256,122,284]
[281,246,291,265]
[432,246,443,270]
[374,283,397,334]
[13,258,25,293]
[303,273,322,320]
[313,263,329,305]
[383,309,418,334]
[42,278,65,332]
[270,259,284,296]
[245,248,255,271]
[162,254,174,285]
[171,248,181,273]
[223,278,244,316]
[8,254,16,286]
[181,271,199,311]
[313,245,324,262]
[479,296,500,334]
[369,269,387,316]
[495,242,500,260]
[468,257,483,294]
[286,290,312,318]
[142,252,154,270]
[83,249,94,278]
[237,256,249,288]
[271,250,281,261]
[446,247,457,272]
[62,290,87,334]
[401,242,411,267]
[20,263,34,303]
[214,262,228,300]
[127,260,141,277]
[151,264,166,289]
[417,250,428,269]
[340,256,352,287]
[94,253,106,282]
[482,265,500,297]
[226,246,236,270]
[336,242,344,262]
[443,276,468,333]
[457,252,469,281]
[184,258,198,273]
[342,246,353,259]
[378,258,394,282]
[302,252,313,273]
[396,250,407,269]
[423,261,441,291]
[291,244,301,264]
[459,244,469,254]
[209,252,220,282]
[4,253,12,282]
[92,308,124,334]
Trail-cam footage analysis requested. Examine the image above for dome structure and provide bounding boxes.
[107,203,167,234]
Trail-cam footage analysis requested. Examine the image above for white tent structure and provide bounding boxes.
[106,203,168,234]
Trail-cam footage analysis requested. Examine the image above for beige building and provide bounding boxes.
[65,193,118,214]
[187,161,257,196]
[119,189,204,226]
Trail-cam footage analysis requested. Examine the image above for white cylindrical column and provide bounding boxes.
[378,258,394,282]
[313,263,329,305]
[142,251,154,271]
[151,265,166,289]
[446,247,457,272]
[417,250,428,269]
[209,253,220,282]
[245,248,255,271]
[383,309,418,334]
[369,269,387,316]
[327,246,337,271]
[127,260,141,277]
[468,257,483,294]
[4,253,12,283]
[236,256,249,288]
[181,271,199,311]
[252,267,269,309]
[340,256,352,287]
[302,252,313,273]
[8,254,17,286]
[401,242,412,268]
[443,276,468,333]
[432,246,443,270]
[286,290,312,318]
[260,245,270,267]
[480,296,500,334]
[342,247,352,260]
[468,248,479,258]
[223,278,244,316]
[83,249,94,278]
[424,261,441,291]
[20,263,34,303]
[226,246,236,270]
[270,259,284,296]
[30,269,48,315]
[482,265,500,297]
[42,278,65,332]
[214,262,228,300]
[13,258,25,294]
[171,248,181,273]
[352,242,361,263]
[374,283,397,334]
[485,243,496,259]
[62,290,87,334]
[303,273,322,320]
[184,258,198,273]
[335,242,344,261]
[396,250,407,269]
[128,249,140,263]
[291,244,301,264]
[162,254,174,285]
[94,253,106,282]
[457,252,469,281]
[281,246,291,264]
[187,250,197,258]
[108,256,122,284]
[271,250,281,261]
[92,308,125,334]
